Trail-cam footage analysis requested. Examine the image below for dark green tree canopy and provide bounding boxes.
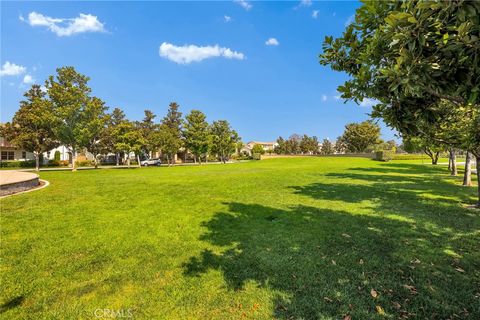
[210,120,240,163]
[320,139,334,155]
[252,144,265,155]
[1,84,59,170]
[339,121,381,153]
[320,1,480,138]
[184,110,210,161]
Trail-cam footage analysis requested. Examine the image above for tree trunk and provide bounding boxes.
[463,152,472,187]
[424,148,437,165]
[432,152,439,165]
[476,156,480,208]
[94,155,98,169]
[34,153,40,172]
[116,153,119,166]
[71,150,77,172]
[449,149,457,176]
[137,154,141,168]
[127,156,131,168]
[448,156,452,171]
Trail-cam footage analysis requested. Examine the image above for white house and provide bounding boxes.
[42,145,72,162]
[0,137,35,161]
[241,141,278,155]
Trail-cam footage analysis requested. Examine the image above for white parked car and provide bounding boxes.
[141,158,161,166]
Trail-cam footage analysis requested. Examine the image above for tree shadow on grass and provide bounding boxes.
[0,296,24,314]
[296,163,478,230]
[184,163,479,319]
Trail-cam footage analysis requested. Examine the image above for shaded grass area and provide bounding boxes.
[1,157,479,319]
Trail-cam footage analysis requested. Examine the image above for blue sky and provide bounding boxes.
[1,0,397,142]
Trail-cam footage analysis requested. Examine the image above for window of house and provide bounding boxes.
[1,151,15,160]
[22,151,27,159]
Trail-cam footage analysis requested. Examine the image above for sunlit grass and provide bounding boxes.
[1,157,478,319]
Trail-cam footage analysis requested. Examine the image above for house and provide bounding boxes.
[0,137,35,161]
[0,135,94,164]
[241,141,278,156]
[42,145,71,163]
[42,146,95,164]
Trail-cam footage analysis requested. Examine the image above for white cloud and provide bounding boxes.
[345,14,355,27]
[0,61,27,76]
[334,95,341,100]
[40,85,48,93]
[21,11,106,37]
[159,42,245,64]
[234,0,252,11]
[312,10,319,19]
[299,0,312,7]
[322,94,327,102]
[224,15,232,22]
[265,38,279,46]
[23,74,35,84]
[359,98,378,107]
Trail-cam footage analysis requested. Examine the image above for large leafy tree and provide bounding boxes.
[286,134,302,154]
[320,139,334,155]
[1,85,58,171]
[46,66,92,171]
[115,120,144,168]
[275,137,286,154]
[137,109,159,158]
[183,110,210,163]
[210,120,240,163]
[339,121,381,153]
[80,97,109,168]
[101,107,127,165]
[159,102,183,166]
[300,135,320,154]
[320,0,480,205]
[252,144,265,155]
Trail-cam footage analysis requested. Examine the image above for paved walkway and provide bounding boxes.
[0,171,39,185]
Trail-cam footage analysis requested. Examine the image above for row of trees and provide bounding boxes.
[320,1,480,205]
[275,134,320,155]
[274,121,397,155]
[1,67,240,171]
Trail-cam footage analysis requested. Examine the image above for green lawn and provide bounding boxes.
[1,157,479,319]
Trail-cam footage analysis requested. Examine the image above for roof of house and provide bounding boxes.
[246,141,276,146]
[0,137,16,148]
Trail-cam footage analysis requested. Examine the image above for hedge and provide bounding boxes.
[0,160,36,168]
[375,150,394,162]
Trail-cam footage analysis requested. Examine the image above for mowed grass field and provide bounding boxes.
[1,157,479,319]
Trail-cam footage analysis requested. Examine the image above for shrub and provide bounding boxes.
[252,144,265,155]
[59,160,70,166]
[375,150,394,162]
[391,154,426,160]
[207,155,218,162]
[235,155,252,161]
[48,160,60,167]
[0,160,36,168]
[252,153,262,160]
[75,160,93,167]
